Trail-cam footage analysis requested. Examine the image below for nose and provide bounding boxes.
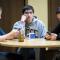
[28,13,31,16]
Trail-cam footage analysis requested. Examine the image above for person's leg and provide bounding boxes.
[0,52,8,60]
[6,52,24,60]
[52,51,60,60]
[20,48,35,60]
[40,48,46,60]
[46,49,58,60]
[27,48,35,60]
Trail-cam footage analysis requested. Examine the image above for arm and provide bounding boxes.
[38,20,47,38]
[45,24,60,40]
[51,24,60,40]
[0,29,19,41]
[0,15,26,41]
[1,15,26,40]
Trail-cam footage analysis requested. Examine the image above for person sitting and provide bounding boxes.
[45,7,60,60]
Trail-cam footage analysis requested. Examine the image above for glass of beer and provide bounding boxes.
[18,29,25,42]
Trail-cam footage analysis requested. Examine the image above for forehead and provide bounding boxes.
[24,10,33,12]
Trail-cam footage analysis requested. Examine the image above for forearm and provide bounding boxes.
[1,30,19,40]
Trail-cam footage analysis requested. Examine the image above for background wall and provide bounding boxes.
[28,0,48,29]
[0,0,24,32]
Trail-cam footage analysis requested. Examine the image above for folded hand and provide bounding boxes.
[45,33,57,40]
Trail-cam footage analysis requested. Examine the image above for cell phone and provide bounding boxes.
[47,31,51,35]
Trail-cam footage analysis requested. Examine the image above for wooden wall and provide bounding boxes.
[0,0,24,32]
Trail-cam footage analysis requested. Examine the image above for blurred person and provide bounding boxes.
[45,7,60,60]
[0,6,6,35]
[45,7,60,40]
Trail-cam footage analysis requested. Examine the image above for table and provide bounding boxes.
[0,38,60,48]
[0,38,60,60]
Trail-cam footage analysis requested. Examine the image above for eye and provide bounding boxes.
[29,12,33,14]
[24,12,28,14]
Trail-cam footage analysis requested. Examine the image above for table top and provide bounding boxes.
[0,38,60,48]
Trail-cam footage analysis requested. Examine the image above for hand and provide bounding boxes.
[45,33,51,40]
[21,15,27,22]
[45,33,57,40]
[50,33,57,40]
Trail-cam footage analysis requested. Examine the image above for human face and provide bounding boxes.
[0,9,2,19]
[56,13,60,21]
[24,9,34,23]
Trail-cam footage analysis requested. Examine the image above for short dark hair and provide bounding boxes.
[22,5,34,14]
[56,7,60,14]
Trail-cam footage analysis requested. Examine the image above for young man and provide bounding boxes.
[0,5,47,60]
[13,5,47,60]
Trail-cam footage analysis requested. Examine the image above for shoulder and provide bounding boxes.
[33,16,45,26]
[13,21,22,29]
[14,20,25,25]
[14,21,20,25]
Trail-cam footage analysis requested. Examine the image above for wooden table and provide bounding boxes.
[0,38,60,60]
[0,38,60,48]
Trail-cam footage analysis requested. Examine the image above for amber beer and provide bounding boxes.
[18,31,24,42]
